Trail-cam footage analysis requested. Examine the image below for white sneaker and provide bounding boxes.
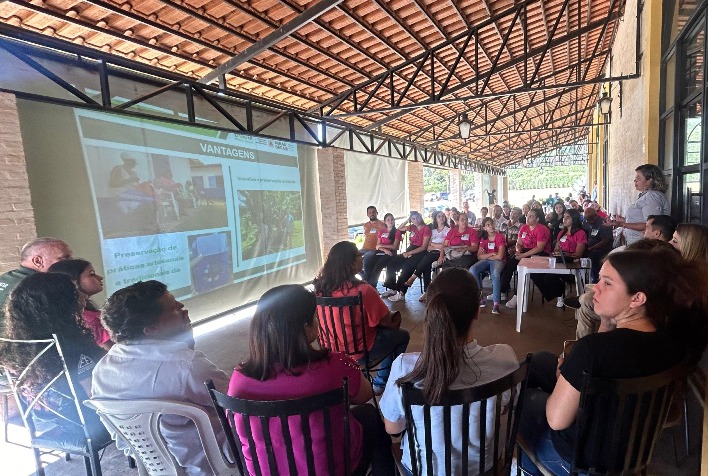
[487,293,507,301]
[388,292,405,302]
[556,297,565,308]
[505,295,518,309]
[479,301,487,308]
[381,290,396,298]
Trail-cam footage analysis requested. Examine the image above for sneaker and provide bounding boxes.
[479,300,487,308]
[418,292,427,302]
[564,296,581,309]
[388,291,405,302]
[505,295,518,309]
[556,297,565,308]
[492,304,500,314]
[381,290,396,298]
[486,293,507,301]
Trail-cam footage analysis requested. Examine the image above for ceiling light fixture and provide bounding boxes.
[459,113,471,140]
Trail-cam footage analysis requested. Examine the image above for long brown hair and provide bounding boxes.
[396,268,480,403]
[313,241,362,296]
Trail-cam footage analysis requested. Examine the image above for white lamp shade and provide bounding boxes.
[598,92,612,115]
[459,113,471,139]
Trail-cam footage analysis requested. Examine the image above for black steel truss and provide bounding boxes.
[0,24,504,175]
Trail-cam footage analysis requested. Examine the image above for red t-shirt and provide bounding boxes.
[556,229,588,254]
[479,232,506,256]
[228,353,363,476]
[407,224,432,248]
[445,227,479,247]
[518,224,552,254]
[317,282,390,361]
[377,228,402,246]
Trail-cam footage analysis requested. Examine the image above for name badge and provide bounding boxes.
[411,232,415,238]
[560,236,568,243]
[462,234,469,241]
[591,229,599,236]
[487,242,495,250]
[521,232,527,239]
[370,228,377,234]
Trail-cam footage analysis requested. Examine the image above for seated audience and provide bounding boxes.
[491,205,508,231]
[462,201,477,226]
[474,207,489,227]
[92,280,230,476]
[470,217,507,314]
[361,205,387,279]
[0,237,72,334]
[438,212,479,270]
[404,211,450,302]
[314,241,409,393]
[518,248,707,475]
[362,213,402,286]
[49,259,113,350]
[501,209,551,308]
[382,212,432,302]
[380,268,519,475]
[531,209,587,308]
[547,202,566,249]
[229,285,394,476]
[0,273,106,439]
[499,207,522,251]
[582,207,612,283]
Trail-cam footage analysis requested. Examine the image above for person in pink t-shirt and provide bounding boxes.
[382,211,432,302]
[229,285,394,476]
[439,212,480,270]
[48,259,113,350]
[470,218,507,314]
[531,208,588,308]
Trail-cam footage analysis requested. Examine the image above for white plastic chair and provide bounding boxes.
[84,398,238,476]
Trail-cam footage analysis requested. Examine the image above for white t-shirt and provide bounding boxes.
[379,341,519,475]
[431,226,451,244]
[623,190,670,245]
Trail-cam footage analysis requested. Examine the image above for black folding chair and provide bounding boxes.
[518,359,688,475]
[401,354,532,476]
[206,378,351,476]
[0,335,113,476]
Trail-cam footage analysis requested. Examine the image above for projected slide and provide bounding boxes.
[75,109,305,298]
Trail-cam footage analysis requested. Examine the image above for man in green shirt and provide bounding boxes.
[0,237,72,334]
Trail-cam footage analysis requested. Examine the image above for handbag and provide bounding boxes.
[445,248,468,260]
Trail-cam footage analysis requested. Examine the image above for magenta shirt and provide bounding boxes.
[407,224,432,247]
[518,224,552,254]
[556,229,588,254]
[479,232,506,255]
[377,228,402,246]
[445,227,479,247]
[228,353,363,475]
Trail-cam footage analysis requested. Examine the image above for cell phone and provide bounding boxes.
[561,339,576,359]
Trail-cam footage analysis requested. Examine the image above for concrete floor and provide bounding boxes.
[1,281,702,475]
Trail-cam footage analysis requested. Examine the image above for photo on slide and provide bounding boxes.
[85,147,229,239]
[188,231,233,295]
[238,190,304,260]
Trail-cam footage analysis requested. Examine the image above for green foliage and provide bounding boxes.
[423,167,448,193]
[507,165,586,190]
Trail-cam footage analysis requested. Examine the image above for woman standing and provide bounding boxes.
[612,164,670,245]
[380,268,518,475]
[403,211,450,301]
[229,285,394,476]
[470,217,507,315]
[531,209,587,308]
[362,213,402,287]
[518,249,707,474]
[438,212,479,270]
[314,241,409,393]
[383,212,432,302]
[500,208,551,308]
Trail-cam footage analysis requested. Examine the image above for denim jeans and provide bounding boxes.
[470,259,505,303]
[360,326,410,387]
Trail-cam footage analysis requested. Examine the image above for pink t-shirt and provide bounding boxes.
[228,353,363,476]
[518,224,552,254]
[445,227,479,247]
[556,229,588,254]
[82,309,111,346]
[479,232,506,256]
[377,228,402,246]
[317,282,390,360]
[407,224,432,248]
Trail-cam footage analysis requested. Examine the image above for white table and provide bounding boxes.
[515,256,587,332]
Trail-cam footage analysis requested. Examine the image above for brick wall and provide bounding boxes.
[316,147,348,260]
[0,92,36,273]
[407,161,424,213]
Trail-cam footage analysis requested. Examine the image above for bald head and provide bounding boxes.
[20,238,72,272]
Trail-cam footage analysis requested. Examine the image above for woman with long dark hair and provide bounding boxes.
[48,258,113,350]
[531,208,587,308]
[379,268,519,475]
[519,248,707,475]
[500,208,551,308]
[363,213,402,287]
[229,285,394,475]
[548,201,567,249]
[403,210,450,301]
[382,211,432,302]
[314,241,409,393]
[470,217,507,314]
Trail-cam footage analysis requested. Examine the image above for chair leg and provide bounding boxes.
[32,447,46,476]
[66,453,71,461]
[683,395,690,456]
[128,455,137,469]
[88,449,103,476]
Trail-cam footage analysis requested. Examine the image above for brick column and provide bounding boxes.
[407,161,424,213]
[0,92,37,273]
[449,168,461,208]
[316,147,348,260]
